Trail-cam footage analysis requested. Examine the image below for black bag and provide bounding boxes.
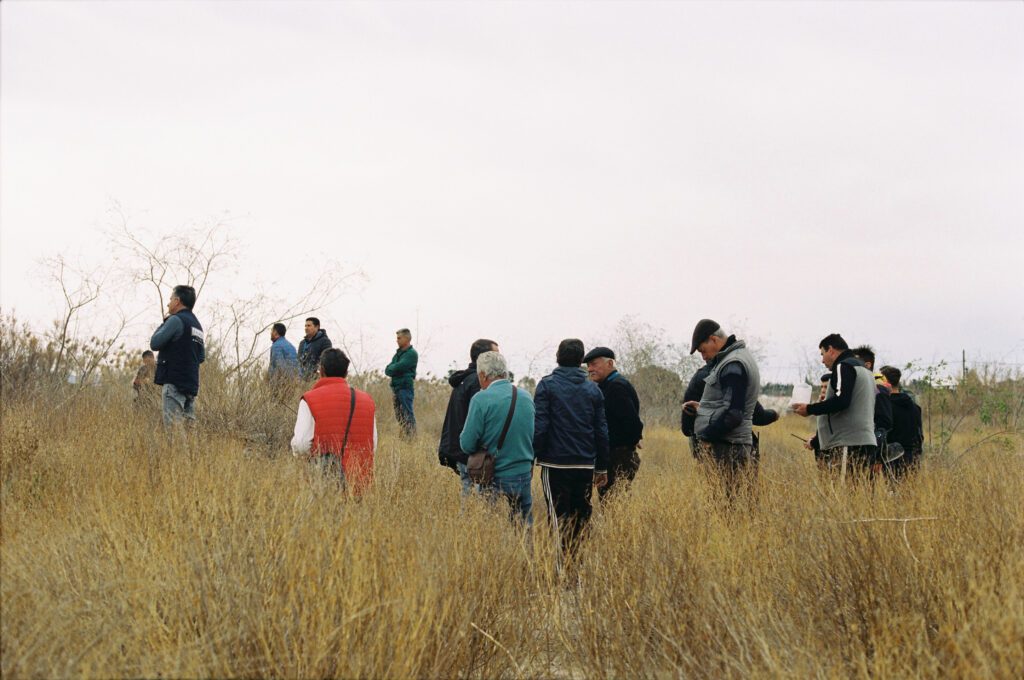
[466,386,518,487]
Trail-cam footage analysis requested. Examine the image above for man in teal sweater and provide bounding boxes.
[460,351,536,524]
[385,328,418,437]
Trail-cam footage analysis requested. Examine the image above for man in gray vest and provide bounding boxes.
[681,319,761,498]
[792,333,877,479]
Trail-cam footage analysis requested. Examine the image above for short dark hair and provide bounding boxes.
[142,350,154,358]
[172,285,197,309]
[305,317,320,327]
[879,365,901,388]
[272,322,287,337]
[852,345,875,366]
[556,338,585,367]
[818,334,848,351]
[319,348,350,378]
[397,328,411,338]
[470,338,497,363]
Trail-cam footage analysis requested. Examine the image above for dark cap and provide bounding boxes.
[583,346,615,363]
[690,319,721,354]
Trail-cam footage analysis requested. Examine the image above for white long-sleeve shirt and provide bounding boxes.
[290,399,378,456]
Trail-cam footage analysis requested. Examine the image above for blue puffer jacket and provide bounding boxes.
[533,366,609,472]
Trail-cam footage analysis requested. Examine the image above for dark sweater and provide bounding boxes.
[597,371,643,448]
[888,392,923,459]
[806,351,862,416]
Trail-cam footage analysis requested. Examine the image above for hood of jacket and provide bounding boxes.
[449,363,476,388]
[305,329,328,344]
[890,391,916,408]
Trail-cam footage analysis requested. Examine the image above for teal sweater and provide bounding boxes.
[385,346,418,390]
[459,379,535,478]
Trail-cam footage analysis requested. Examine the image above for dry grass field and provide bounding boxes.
[2,378,1022,679]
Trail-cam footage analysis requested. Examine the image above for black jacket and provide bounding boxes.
[888,392,923,460]
[298,329,332,380]
[874,383,894,432]
[597,371,643,448]
[438,364,482,470]
[681,362,777,437]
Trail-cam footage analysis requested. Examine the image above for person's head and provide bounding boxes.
[142,350,155,367]
[690,319,728,362]
[556,338,585,367]
[583,346,616,382]
[304,317,320,339]
[167,285,196,315]
[396,328,412,349]
[476,350,509,389]
[819,372,831,401]
[851,344,876,370]
[470,338,498,363]
[880,365,902,391]
[318,348,350,378]
[818,333,849,369]
[271,322,287,342]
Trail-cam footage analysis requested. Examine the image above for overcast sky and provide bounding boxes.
[2,1,1022,382]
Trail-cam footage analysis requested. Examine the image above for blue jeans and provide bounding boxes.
[457,462,472,495]
[488,470,533,525]
[392,388,416,436]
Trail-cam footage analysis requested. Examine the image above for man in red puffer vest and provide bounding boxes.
[291,348,377,491]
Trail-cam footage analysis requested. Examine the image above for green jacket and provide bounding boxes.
[385,346,418,390]
[459,379,535,478]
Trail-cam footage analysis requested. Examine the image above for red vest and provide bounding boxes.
[302,377,376,490]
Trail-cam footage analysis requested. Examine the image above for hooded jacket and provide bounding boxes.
[533,366,609,472]
[888,391,923,460]
[298,329,332,380]
[437,364,481,468]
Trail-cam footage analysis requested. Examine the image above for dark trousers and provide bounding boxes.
[540,466,594,560]
[599,445,640,499]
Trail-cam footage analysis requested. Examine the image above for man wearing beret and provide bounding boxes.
[584,346,643,498]
[681,319,762,498]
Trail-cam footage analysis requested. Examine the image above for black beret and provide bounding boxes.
[690,319,721,354]
[582,346,615,363]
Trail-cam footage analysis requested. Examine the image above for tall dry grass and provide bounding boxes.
[2,382,1022,678]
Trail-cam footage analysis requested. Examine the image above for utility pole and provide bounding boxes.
[962,349,967,381]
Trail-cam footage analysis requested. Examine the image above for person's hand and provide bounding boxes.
[594,472,608,488]
[791,403,809,417]
[682,401,699,416]
[803,440,813,450]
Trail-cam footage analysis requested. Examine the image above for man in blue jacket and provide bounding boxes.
[534,339,609,562]
[268,322,299,381]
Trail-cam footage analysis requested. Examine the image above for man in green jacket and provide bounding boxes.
[385,328,418,437]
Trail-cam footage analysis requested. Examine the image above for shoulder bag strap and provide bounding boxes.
[495,385,518,452]
[339,387,358,473]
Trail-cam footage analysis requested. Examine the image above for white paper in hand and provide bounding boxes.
[789,384,813,406]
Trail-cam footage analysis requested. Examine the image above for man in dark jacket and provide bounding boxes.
[584,346,643,498]
[298,317,332,380]
[792,334,877,478]
[681,320,762,498]
[150,284,205,427]
[438,338,498,490]
[534,339,609,563]
[879,365,924,476]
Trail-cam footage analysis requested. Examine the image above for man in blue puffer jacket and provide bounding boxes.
[534,339,609,563]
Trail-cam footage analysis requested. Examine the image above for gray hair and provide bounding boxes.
[476,351,509,380]
[712,328,728,340]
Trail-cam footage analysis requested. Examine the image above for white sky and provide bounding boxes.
[2,0,1023,382]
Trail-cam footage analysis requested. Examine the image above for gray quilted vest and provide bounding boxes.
[817,358,876,449]
[695,340,761,445]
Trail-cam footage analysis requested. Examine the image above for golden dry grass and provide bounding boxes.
[2,388,1022,678]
